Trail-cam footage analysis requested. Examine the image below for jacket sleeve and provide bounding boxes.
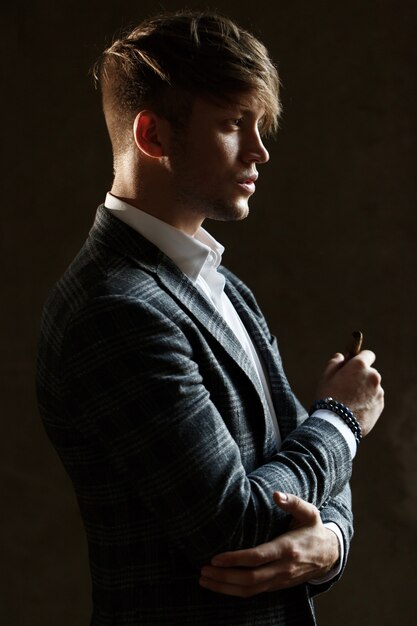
[59,294,353,567]
[289,394,354,593]
[308,483,354,595]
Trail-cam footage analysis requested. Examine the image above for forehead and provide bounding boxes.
[193,92,265,118]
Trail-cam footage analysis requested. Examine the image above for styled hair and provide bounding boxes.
[93,11,281,155]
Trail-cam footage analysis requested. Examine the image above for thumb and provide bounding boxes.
[273,492,318,527]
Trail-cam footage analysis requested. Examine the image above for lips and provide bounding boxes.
[238,174,258,185]
[237,173,258,194]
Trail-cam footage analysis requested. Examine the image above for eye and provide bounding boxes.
[233,118,243,127]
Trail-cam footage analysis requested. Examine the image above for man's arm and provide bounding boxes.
[198,352,366,597]
[199,491,346,597]
[60,295,381,566]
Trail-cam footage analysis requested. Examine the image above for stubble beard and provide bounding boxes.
[171,159,250,224]
[203,199,249,223]
[174,184,250,223]
[169,130,250,225]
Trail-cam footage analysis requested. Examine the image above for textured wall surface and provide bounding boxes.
[2,1,416,624]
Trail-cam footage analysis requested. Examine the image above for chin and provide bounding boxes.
[206,200,250,223]
[230,202,250,222]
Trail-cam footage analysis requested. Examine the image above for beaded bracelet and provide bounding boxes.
[309,397,362,445]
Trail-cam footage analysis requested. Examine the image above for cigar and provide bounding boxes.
[347,331,363,358]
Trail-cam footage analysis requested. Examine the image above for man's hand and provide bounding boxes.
[317,350,384,436]
[199,492,340,598]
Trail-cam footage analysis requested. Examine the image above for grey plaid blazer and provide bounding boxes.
[37,206,353,626]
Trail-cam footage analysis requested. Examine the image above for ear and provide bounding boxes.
[133,110,167,158]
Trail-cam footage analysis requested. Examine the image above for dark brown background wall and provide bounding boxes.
[2,1,416,624]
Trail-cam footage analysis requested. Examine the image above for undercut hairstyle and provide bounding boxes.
[93,11,281,158]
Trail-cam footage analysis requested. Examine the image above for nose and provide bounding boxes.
[241,129,269,165]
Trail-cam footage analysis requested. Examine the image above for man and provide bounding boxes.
[37,11,384,625]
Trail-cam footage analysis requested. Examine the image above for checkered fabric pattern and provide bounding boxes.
[37,206,353,625]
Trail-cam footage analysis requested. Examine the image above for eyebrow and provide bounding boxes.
[221,101,265,118]
[208,93,263,112]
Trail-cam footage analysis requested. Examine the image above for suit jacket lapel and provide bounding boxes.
[223,277,298,440]
[90,206,270,419]
[155,260,272,419]
[156,263,280,453]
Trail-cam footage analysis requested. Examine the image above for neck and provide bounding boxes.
[111,169,204,237]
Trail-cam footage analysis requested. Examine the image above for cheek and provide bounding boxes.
[200,137,237,170]
[184,133,237,183]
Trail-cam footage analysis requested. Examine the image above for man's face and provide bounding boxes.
[167,92,270,230]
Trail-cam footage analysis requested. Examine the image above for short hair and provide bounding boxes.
[93,11,281,156]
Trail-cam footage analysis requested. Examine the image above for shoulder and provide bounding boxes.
[40,236,183,364]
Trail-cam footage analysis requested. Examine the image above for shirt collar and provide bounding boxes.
[104,193,224,283]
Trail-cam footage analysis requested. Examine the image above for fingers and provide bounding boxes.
[199,561,317,597]
[352,349,376,368]
[210,494,318,569]
[199,572,270,598]
[201,561,283,590]
[273,492,318,526]
[199,557,315,597]
[200,552,321,597]
[317,346,382,427]
[324,350,376,373]
[321,352,345,378]
[210,542,279,568]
